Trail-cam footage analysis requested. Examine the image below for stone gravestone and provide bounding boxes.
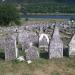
[49,26,63,59]
[4,35,16,60]
[0,36,5,49]
[39,27,49,51]
[18,30,38,49]
[25,43,39,60]
[18,30,30,49]
[39,33,49,51]
[69,34,75,56]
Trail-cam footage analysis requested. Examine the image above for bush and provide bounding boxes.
[0,4,20,26]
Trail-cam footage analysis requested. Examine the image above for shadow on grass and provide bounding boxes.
[0,52,5,60]
[40,51,49,59]
[63,47,69,57]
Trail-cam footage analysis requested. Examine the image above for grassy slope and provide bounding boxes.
[0,57,75,75]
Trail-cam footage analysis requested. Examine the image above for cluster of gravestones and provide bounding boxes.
[0,25,75,61]
[39,26,63,59]
[25,21,74,32]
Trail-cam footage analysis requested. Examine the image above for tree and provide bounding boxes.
[0,4,20,26]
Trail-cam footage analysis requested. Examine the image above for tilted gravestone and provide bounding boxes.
[4,35,16,60]
[25,43,39,60]
[49,26,63,59]
[69,34,75,56]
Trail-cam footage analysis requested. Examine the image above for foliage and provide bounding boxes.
[21,3,75,13]
[0,4,20,26]
[1,0,75,4]
[0,0,75,14]
[1,0,75,14]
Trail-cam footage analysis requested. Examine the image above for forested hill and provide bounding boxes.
[1,0,75,13]
[0,0,75,4]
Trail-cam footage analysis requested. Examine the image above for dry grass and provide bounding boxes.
[0,57,75,75]
[21,18,66,26]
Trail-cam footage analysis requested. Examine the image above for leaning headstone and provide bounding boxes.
[4,35,16,60]
[49,26,63,59]
[69,34,75,56]
[25,43,39,60]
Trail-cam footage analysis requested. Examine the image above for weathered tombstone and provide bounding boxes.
[39,27,49,51]
[18,30,38,49]
[51,23,55,28]
[0,36,5,60]
[49,26,63,59]
[39,33,49,51]
[4,35,16,60]
[69,34,75,56]
[8,31,19,58]
[25,43,39,60]
[0,36,5,49]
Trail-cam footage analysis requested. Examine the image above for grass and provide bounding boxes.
[21,18,67,25]
[0,54,75,75]
[27,13,75,15]
[0,48,75,75]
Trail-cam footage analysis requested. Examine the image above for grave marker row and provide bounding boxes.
[0,25,75,60]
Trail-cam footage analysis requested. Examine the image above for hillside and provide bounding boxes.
[0,0,75,4]
[0,0,75,13]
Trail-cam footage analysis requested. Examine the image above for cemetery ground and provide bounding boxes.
[0,51,75,75]
[0,18,75,75]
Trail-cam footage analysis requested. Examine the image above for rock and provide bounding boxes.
[17,56,25,61]
[27,60,32,64]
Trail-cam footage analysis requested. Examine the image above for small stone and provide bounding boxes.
[17,56,25,61]
[27,60,32,64]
